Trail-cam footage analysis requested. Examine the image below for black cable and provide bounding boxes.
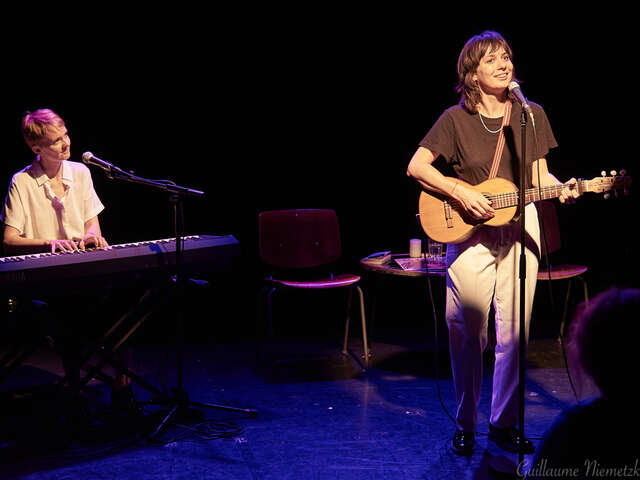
[146,418,244,445]
[420,234,546,440]
[532,120,579,402]
[409,104,582,441]
[415,121,563,440]
[420,242,456,427]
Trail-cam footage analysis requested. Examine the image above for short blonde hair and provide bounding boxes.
[21,109,66,147]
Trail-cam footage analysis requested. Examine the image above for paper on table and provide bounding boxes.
[362,251,392,265]
[394,257,446,272]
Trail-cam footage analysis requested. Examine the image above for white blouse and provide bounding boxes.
[1,159,104,241]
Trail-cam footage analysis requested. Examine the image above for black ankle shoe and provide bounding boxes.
[489,424,535,454]
[451,429,475,455]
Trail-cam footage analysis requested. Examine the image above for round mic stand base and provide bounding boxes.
[148,391,259,441]
[147,194,258,441]
[87,165,259,440]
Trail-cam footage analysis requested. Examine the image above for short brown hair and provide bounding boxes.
[21,109,66,147]
[456,31,517,112]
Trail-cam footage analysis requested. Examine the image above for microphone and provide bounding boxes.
[82,151,123,173]
[508,81,535,126]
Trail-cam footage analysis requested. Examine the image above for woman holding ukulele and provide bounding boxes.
[407,30,578,456]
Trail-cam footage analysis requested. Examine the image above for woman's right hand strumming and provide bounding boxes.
[451,183,495,220]
[407,146,495,221]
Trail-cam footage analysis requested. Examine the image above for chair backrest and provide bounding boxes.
[537,200,561,255]
[258,209,342,269]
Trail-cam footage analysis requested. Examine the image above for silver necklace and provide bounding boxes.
[478,113,502,134]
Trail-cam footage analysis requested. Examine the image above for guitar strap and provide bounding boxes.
[488,100,512,179]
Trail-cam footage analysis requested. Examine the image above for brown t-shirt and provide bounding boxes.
[419,102,557,187]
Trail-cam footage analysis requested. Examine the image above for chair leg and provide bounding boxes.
[256,285,273,337]
[342,287,353,356]
[558,278,573,339]
[256,285,276,364]
[558,276,589,339]
[368,276,381,340]
[579,275,589,305]
[356,285,369,368]
[266,286,277,337]
[342,286,369,372]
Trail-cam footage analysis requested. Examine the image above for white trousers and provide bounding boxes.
[445,203,541,432]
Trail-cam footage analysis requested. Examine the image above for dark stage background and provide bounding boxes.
[3,12,638,339]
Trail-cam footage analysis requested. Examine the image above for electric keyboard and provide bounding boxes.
[0,235,240,294]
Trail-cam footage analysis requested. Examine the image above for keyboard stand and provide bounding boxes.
[58,286,173,405]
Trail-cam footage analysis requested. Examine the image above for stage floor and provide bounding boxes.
[1,329,598,480]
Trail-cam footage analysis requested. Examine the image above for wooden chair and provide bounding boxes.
[257,209,369,370]
[536,200,589,338]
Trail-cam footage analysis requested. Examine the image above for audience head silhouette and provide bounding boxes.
[571,287,640,402]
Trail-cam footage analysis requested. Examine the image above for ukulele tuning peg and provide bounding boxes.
[610,170,617,176]
[601,171,607,177]
[604,192,611,200]
[620,169,627,176]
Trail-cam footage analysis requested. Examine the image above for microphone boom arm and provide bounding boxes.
[109,170,205,197]
[82,151,204,197]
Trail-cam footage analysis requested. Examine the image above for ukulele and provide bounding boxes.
[418,172,631,244]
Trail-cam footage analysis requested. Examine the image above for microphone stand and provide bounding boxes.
[489,107,529,478]
[95,165,258,439]
[517,105,528,471]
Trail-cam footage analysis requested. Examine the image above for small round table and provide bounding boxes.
[358,253,447,351]
[360,253,446,278]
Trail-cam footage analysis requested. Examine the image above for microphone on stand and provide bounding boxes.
[82,151,204,196]
[508,81,535,126]
[82,151,124,173]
